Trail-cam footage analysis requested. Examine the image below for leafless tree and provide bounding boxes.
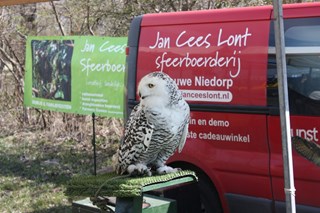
[0,0,313,135]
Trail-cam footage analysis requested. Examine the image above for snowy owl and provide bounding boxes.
[116,72,190,176]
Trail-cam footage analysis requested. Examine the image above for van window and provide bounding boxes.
[267,18,320,116]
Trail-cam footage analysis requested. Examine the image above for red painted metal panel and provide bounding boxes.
[275,2,320,19]
[141,6,272,26]
[137,20,270,106]
[268,115,320,207]
[135,5,271,213]
[129,2,320,212]
[170,111,271,212]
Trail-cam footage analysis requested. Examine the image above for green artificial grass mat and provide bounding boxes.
[65,170,197,198]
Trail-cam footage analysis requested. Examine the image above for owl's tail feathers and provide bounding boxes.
[115,163,126,175]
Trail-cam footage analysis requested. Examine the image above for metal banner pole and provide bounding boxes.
[92,112,97,176]
[272,0,296,212]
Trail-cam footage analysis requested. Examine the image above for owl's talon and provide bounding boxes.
[127,164,151,176]
[156,166,180,175]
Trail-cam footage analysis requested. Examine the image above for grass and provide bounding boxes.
[0,73,122,212]
[0,128,120,212]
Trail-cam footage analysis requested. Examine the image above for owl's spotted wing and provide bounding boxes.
[178,122,189,153]
[117,104,154,174]
[292,136,320,166]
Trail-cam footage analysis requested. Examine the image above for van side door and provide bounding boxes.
[268,13,320,211]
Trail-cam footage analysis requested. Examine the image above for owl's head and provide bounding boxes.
[137,72,181,107]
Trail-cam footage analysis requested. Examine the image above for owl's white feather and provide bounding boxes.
[116,72,190,176]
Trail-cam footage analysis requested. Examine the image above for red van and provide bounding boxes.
[125,2,320,213]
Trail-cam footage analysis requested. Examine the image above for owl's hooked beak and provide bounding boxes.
[138,92,146,100]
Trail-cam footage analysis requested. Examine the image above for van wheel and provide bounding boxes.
[198,172,222,213]
[166,163,222,213]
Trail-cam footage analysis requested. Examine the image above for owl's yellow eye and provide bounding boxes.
[148,83,154,88]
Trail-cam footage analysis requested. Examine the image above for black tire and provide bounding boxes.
[197,172,223,213]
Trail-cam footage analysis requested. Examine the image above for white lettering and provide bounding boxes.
[291,127,319,142]
[195,76,233,89]
[81,39,95,52]
[174,78,192,87]
[149,32,171,49]
[217,27,252,47]
[80,58,125,76]
[155,51,241,74]
[176,31,211,48]
[99,41,126,53]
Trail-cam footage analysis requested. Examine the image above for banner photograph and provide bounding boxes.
[24,36,127,118]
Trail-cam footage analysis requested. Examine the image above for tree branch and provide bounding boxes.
[168,0,177,11]
[0,45,21,73]
[3,36,24,73]
[86,0,94,35]
[0,57,23,103]
[50,1,66,36]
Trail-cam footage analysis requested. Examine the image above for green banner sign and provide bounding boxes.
[24,36,127,118]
